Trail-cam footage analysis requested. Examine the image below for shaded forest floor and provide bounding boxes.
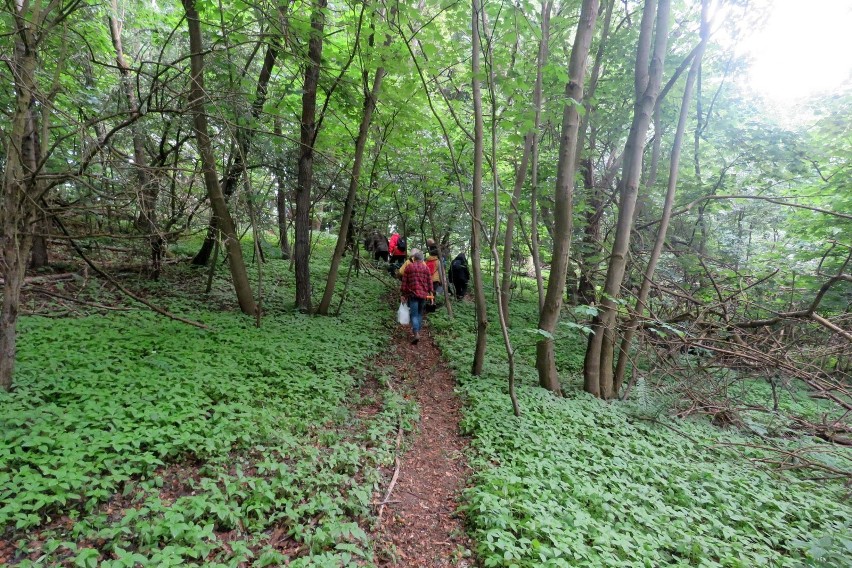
[2,237,851,567]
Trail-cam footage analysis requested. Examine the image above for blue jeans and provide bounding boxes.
[408,297,425,333]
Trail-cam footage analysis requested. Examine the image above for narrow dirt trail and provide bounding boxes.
[372,320,476,567]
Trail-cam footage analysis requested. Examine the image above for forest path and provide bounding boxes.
[371,312,476,567]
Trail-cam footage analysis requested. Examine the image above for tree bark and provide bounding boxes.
[470,0,488,376]
[583,0,671,399]
[614,0,709,395]
[575,0,615,306]
[183,0,257,315]
[294,0,328,312]
[535,0,599,394]
[1,3,40,390]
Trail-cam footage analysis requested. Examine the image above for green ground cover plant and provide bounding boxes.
[0,242,416,566]
[428,293,852,568]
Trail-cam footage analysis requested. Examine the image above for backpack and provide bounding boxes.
[397,237,407,251]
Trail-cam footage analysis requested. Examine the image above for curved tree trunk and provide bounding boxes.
[583,0,671,399]
[534,0,599,394]
[183,0,256,316]
[294,0,328,312]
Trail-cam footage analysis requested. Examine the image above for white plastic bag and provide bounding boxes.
[397,302,410,325]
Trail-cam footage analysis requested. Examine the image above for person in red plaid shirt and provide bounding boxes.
[400,249,432,344]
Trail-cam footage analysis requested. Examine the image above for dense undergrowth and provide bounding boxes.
[428,289,851,567]
[1,239,417,566]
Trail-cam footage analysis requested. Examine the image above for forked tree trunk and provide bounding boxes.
[613,0,710,395]
[294,0,328,312]
[470,0,488,376]
[183,0,257,315]
[534,0,599,394]
[501,0,551,325]
[583,0,671,399]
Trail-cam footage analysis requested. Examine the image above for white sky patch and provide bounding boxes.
[741,0,852,103]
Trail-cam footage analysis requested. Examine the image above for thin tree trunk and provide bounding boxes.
[318,12,389,315]
[481,4,519,415]
[109,1,162,277]
[583,0,671,399]
[192,34,282,266]
[534,0,599,394]
[273,119,291,259]
[575,0,614,306]
[470,0,488,376]
[294,0,328,312]
[501,0,551,325]
[183,0,257,315]
[614,1,709,396]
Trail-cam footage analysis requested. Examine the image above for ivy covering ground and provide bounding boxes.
[0,242,417,566]
[428,291,851,568]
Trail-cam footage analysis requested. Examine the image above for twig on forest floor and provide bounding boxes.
[377,423,404,524]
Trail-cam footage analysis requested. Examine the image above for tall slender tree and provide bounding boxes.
[294,0,328,312]
[470,0,488,376]
[318,6,391,315]
[583,0,671,399]
[613,0,711,394]
[183,0,257,316]
[535,0,600,394]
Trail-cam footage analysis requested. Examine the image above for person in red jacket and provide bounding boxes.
[388,232,408,264]
[400,249,432,344]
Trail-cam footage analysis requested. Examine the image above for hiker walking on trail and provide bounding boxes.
[449,253,470,299]
[364,230,389,262]
[388,232,407,264]
[400,249,432,344]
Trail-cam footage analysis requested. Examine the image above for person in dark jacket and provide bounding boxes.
[449,253,470,299]
[364,230,389,261]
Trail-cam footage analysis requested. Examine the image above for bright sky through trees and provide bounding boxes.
[743,0,852,103]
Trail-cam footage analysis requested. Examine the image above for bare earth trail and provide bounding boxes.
[370,316,477,567]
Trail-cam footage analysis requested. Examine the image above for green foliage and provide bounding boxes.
[429,296,852,567]
[0,251,415,565]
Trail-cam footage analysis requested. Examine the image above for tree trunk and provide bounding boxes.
[318,14,389,315]
[501,0,551,325]
[534,0,599,394]
[614,0,709,394]
[109,1,162,277]
[575,0,614,307]
[192,38,281,266]
[1,10,39,390]
[294,0,328,312]
[583,0,671,399]
[470,0,488,376]
[183,0,256,315]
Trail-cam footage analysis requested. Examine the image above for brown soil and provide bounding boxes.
[371,318,476,567]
